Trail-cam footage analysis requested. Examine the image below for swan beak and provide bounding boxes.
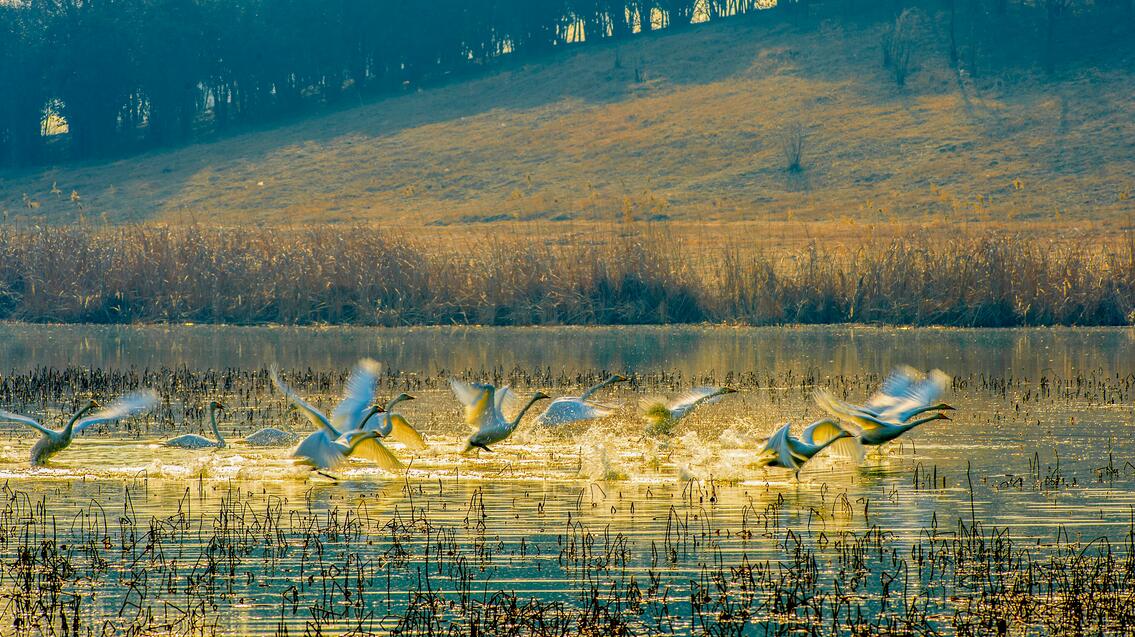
[940,404,956,411]
[723,387,738,394]
[404,394,416,401]
[939,413,952,421]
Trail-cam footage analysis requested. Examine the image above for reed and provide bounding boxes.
[0,224,1131,326]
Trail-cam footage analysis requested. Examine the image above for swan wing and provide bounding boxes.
[802,418,845,446]
[813,389,881,431]
[330,358,381,431]
[536,398,612,426]
[272,366,333,432]
[450,379,493,429]
[75,390,159,433]
[870,367,951,422]
[349,437,405,472]
[494,385,518,420]
[802,418,862,461]
[0,410,53,436]
[387,414,427,450]
[766,423,798,470]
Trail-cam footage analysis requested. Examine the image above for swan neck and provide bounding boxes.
[509,396,543,429]
[210,404,226,447]
[63,403,96,437]
[904,414,943,430]
[356,406,381,433]
[580,377,615,401]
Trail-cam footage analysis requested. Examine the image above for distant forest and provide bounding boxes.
[1,0,1130,168]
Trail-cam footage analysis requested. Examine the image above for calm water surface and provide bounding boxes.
[0,324,1132,635]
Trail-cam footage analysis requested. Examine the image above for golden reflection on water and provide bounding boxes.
[0,325,1133,634]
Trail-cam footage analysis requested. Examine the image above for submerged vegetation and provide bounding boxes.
[0,225,1131,327]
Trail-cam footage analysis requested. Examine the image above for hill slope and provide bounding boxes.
[1,14,1132,229]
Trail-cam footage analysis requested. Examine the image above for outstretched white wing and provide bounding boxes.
[272,366,333,433]
[766,423,798,470]
[802,418,845,446]
[802,418,862,461]
[494,385,517,420]
[330,358,381,431]
[0,410,53,436]
[814,389,879,431]
[450,379,493,429]
[863,366,950,422]
[387,414,427,450]
[75,390,159,434]
[349,436,405,472]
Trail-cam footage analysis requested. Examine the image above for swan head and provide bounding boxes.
[930,412,951,422]
[82,399,100,411]
[611,374,630,383]
[209,401,226,412]
[532,391,552,402]
[929,403,955,411]
[720,387,738,395]
[385,393,416,409]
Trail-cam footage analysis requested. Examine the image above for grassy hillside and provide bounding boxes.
[1,12,1132,235]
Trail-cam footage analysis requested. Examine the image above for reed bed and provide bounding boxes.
[0,225,1133,326]
[4,472,1135,636]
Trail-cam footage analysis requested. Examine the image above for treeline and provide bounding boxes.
[0,225,1131,326]
[1,0,1131,168]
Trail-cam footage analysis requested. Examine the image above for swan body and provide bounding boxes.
[167,401,227,448]
[643,386,737,436]
[450,379,550,452]
[535,374,627,427]
[293,429,384,471]
[242,427,297,447]
[359,393,427,450]
[754,419,853,478]
[1,390,160,466]
[273,359,403,472]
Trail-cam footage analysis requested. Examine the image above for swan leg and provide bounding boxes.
[314,470,340,481]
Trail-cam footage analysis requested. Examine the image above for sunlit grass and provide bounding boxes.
[0,224,1130,326]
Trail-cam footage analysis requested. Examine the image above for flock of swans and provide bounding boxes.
[0,360,953,480]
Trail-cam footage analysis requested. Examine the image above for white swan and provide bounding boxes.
[450,379,549,452]
[753,419,853,478]
[814,365,954,448]
[642,386,737,436]
[535,374,628,427]
[166,401,227,448]
[242,424,298,447]
[0,390,159,466]
[272,360,402,473]
[358,392,427,450]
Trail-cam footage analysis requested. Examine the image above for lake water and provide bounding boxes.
[0,324,1133,635]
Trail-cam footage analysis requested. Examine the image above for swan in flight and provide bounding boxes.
[450,379,550,452]
[272,360,403,473]
[642,386,737,436]
[753,419,853,478]
[535,374,628,427]
[814,365,954,448]
[166,401,227,448]
[0,390,159,466]
[358,392,427,450]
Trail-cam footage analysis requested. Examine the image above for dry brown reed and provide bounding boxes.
[0,224,1131,326]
